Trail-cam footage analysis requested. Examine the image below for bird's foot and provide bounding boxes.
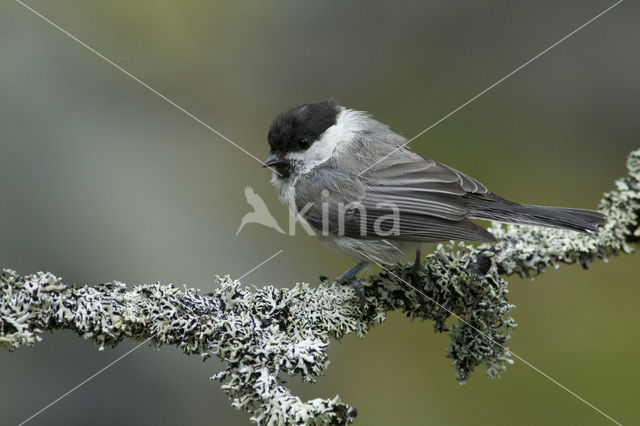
[349,280,366,310]
[410,249,426,301]
[411,249,422,280]
[335,261,369,309]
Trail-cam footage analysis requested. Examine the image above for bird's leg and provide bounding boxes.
[336,261,368,283]
[335,261,369,309]
[412,248,422,274]
[411,248,424,294]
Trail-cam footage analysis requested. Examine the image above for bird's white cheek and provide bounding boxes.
[286,141,338,174]
[284,110,362,173]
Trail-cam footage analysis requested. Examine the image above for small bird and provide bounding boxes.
[262,101,605,300]
[236,186,285,235]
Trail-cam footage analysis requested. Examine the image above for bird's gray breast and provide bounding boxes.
[293,158,366,235]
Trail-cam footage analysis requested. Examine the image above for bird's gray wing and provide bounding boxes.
[370,151,496,195]
[294,153,496,242]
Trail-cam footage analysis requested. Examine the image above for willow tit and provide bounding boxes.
[263,101,605,292]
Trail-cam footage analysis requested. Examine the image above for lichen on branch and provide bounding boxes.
[2,149,639,425]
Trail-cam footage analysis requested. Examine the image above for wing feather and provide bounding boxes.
[294,152,496,243]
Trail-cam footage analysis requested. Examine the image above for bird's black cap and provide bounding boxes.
[267,101,340,156]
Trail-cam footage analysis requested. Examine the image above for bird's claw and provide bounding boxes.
[335,276,366,310]
[350,279,366,310]
[334,261,369,310]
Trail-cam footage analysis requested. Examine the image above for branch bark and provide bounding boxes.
[2,149,639,425]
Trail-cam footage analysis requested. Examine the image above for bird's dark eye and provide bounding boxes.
[299,137,312,150]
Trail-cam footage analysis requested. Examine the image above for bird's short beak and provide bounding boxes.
[262,154,288,168]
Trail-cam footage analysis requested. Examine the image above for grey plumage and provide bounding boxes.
[464,196,604,234]
[266,102,606,264]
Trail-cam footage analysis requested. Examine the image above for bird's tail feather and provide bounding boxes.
[465,197,606,234]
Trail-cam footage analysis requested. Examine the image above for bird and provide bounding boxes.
[262,100,606,304]
[236,186,285,236]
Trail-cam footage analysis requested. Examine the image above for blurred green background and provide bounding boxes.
[1,0,638,425]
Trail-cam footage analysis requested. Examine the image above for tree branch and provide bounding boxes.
[2,149,639,425]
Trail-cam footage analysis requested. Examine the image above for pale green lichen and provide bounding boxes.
[1,149,639,425]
